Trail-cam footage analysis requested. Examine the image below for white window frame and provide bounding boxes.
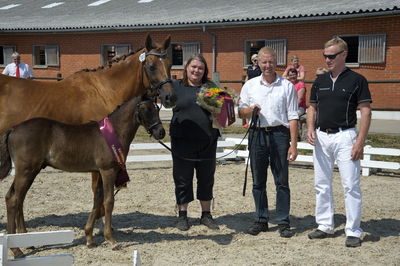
[0,45,16,67]
[170,42,200,69]
[32,45,59,68]
[101,44,131,65]
[244,39,287,67]
[338,34,386,66]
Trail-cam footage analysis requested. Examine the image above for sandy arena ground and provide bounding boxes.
[0,160,399,265]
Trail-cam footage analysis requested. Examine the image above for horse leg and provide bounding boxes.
[85,177,105,248]
[91,172,106,219]
[100,169,121,250]
[5,181,24,258]
[15,172,37,234]
[6,170,36,258]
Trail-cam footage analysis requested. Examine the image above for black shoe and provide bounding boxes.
[278,225,294,238]
[176,216,190,231]
[247,222,268,235]
[308,229,330,239]
[345,236,361,247]
[200,213,219,230]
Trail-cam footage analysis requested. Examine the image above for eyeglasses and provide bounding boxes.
[323,50,344,60]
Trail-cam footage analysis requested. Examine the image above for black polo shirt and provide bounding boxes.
[310,68,372,129]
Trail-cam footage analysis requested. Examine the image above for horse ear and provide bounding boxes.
[145,34,153,51]
[163,35,171,50]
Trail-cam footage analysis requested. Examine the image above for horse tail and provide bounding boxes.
[0,130,12,179]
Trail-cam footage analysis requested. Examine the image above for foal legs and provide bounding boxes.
[85,174,105,247]
[6,170,38,258]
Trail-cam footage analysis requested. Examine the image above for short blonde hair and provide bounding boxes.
[291,55,299,61]
[258,46,276,60]
[324,36,348,51]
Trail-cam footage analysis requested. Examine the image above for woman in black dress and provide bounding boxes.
[170,54,220,231]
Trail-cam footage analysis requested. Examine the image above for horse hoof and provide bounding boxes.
[87,243,96,249]
[112,243,122,251]
[14,250,26,258]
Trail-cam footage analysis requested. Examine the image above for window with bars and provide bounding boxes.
[101,44,131,65]
[244,39,287,66]
[170,42,200,67]
[33,45,59,67]
[339,34,386,64]
[0,45,16,66]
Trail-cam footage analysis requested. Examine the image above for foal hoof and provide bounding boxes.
[112,243,123,251]
[87,243,97,249]
[14,250,26,258]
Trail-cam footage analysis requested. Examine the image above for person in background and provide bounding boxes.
[307,37,372,248]
[282,55,305,81]
[239,46,299,238]
[170,53,220,231]
[242,54,262,127]
[2,52,34,79]
[287,68,306,117]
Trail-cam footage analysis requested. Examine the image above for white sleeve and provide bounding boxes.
[2,65,10,75]
[287,83,299,121]
[238,82,250,110]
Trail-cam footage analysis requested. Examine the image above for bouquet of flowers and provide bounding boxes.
[197,86,237,128]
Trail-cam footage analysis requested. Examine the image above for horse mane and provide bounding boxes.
[77,46,146,74]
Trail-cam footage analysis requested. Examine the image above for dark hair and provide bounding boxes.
[288,68,298,75]
[182,53,209,86]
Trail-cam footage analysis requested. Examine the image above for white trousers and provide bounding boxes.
[313,128,363,237]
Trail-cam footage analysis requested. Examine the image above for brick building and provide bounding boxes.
[1,0,399,109]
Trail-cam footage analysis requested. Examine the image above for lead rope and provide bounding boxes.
[242,107,260,196]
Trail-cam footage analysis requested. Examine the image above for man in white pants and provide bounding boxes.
[306,37,372,247]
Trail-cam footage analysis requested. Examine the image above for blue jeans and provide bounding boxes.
[249,127,290,225]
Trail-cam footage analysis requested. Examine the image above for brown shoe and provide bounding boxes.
[200,213,220,230]
[176,216,190,231]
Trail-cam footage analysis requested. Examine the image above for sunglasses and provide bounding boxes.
[323,50,344,60]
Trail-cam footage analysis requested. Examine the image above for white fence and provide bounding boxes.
[0,230,74,266]
[127,138,400,176]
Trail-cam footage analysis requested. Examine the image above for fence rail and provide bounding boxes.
[127,139,399,176]
[0,230,74,266]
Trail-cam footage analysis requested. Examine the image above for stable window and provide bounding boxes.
[101,44,130,65]
[0,45,16,66]
[339,34,386,64]
[170,42,200,67]
[33,45,59,67]
[244,39,287,66]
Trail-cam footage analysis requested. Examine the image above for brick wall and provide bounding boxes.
[1,15,399,109]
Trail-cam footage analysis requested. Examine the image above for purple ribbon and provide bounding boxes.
[98,117,130,188]
[216,97,236,127]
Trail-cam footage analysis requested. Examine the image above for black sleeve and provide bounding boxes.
[357,75,372,104]
[309,80,319,103]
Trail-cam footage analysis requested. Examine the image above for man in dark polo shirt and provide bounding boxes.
[306,37,372,248]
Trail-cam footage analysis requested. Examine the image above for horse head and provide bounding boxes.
[141,34,176,108]
[135,99,165,140]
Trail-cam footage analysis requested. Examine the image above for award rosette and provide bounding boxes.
[197,87,237,128]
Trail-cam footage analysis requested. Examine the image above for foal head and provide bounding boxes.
[135,100,165,140]
[141,35,177,108]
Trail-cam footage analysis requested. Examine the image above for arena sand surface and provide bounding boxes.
[0,161,399,265]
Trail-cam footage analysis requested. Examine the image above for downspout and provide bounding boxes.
[202,26,218,85]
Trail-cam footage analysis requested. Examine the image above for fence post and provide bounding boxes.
[362,145,371,176]
[0,233,7,266]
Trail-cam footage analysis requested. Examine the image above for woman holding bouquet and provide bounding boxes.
[170,54,220,231]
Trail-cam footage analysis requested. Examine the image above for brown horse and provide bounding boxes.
[0,96,165,257]
[0,34,175,135]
